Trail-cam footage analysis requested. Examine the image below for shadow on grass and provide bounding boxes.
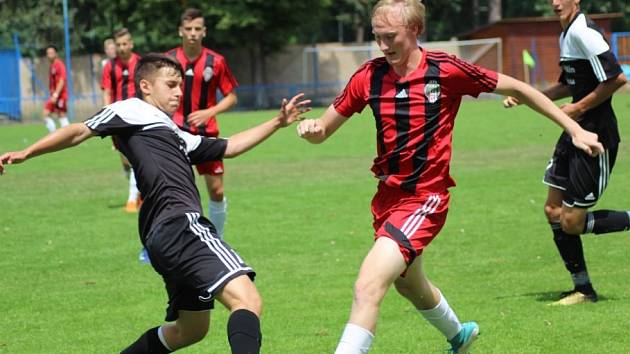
[495,291,617,303]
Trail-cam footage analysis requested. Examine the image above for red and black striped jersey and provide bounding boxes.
[334,48,498,195]
[167,47,239,137]
[49,58,67,99]
[101,53,141,102]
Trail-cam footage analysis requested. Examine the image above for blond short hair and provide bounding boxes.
[372,0,426,34]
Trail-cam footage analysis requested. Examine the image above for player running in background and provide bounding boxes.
[504,0,629,306]
[42,45,69,133]
[101,28,143,213]
[167,8,239,239]
[0,53,311,354]
[297,1,603,353]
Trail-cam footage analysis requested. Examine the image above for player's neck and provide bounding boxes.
[392,48,422,78]
[183,44,202,61]
[560,9,580,30]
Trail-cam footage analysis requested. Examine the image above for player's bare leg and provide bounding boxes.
[335,237,405,353]
[395,255,477,352]
[216,274,263,354]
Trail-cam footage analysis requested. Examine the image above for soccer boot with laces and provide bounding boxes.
[448,321,479,354]
[551,289,598,306]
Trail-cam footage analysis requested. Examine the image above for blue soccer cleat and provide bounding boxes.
[448,321,479,354]
[138,248,151,264]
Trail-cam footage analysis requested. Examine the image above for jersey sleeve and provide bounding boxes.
[215,56,239,95]
[571,29,622,83]
[177,129,227,164]
[441,55,498,97]
[333,62,371,117]
[101,61,112,90]
[83,107,138,137]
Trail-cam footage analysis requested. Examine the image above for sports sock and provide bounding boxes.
[334,323,374,354]
[128,169,140,202]
[120,326,171,354]
[58,116,69,127]
[227,309,261,354]
[583,210,630,235]
[419,291,462,341]
[44,117,56,132]
[551,222,592,291]
[209,197,227,239]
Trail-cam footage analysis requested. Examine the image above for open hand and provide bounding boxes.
[278,93,311,127]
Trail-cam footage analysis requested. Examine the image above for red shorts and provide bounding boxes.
[44,97,67,114]
[196,161,224,176]
[372,183,449,265]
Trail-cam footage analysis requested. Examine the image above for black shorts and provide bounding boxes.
[543,134,617,208]
[145,212,255,321]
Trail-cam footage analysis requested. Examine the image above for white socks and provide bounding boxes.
[419,292,462,340]
[335,323,374,354]
[209,197,227,239]
[44,117,56,132]
[59,116,69,127]
[128,169,140,202]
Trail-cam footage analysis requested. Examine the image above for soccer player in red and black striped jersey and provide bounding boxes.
[298,1,603,353]
[101,28,143,213]
[505,0,629,306]
[166,8,239,239]
[42,45,69,133]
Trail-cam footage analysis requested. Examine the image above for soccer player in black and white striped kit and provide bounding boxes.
[0,53,311,353]
[505,0,629,305]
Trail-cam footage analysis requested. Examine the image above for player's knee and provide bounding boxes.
[172,321,209,347]
[353,278,386,306]
[229,292,263,316]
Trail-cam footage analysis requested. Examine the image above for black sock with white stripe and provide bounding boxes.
[227,309,261,354]
[120,326,171,354]
[550,223,593,293]
[583,210,630,235]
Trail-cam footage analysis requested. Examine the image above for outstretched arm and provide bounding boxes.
[557,73,627,119]
[296,104,351,144]
[503,82,572,108]
[494,73,603,156]
[0,123,95,175]
[224,93,311,158]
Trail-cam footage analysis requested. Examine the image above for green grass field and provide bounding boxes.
[1,94,629,353]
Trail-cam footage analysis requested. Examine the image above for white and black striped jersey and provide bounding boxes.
[558,12,622,147]
[84,98,228,239]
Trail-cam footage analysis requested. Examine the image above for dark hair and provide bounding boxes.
[180,8,204,24]
[113,27,131,39]
[134,53,183,98]
[45,44,58,52]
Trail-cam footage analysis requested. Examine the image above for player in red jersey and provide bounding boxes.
[167,8,239,239]
[102,28,143,213]
[297,1,603,353]
[42,45,69,133]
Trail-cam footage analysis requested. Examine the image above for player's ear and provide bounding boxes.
[139,78,152,96]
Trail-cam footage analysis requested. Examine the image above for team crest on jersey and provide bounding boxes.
[203,67,214,82]
[424,80,440,104]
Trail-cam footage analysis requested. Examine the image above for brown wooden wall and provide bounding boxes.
[461,15,620,87]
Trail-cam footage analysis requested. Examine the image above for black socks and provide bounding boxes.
[227,309,262,354]
[120,326,171,354]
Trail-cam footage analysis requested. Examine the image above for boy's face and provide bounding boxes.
[550,0,580,25]
[115,34,134,60]
[371,5,419,68]
[46,47,57,62]
[179,17,206,48]
[141,67,182,115]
